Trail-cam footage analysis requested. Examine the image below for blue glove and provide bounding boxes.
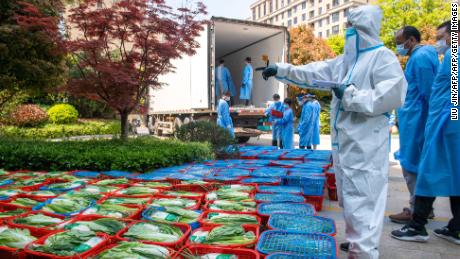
[332,84,349,99]
[262,64,278,80]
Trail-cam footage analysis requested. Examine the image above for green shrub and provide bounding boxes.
[0,120,120,139]
[0,137,213,172]
[320,110,331,135]
[48,104,79,124]
[9,104,48,127]
[175,121,237,154]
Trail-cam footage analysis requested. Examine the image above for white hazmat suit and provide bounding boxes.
[274,5,407,259]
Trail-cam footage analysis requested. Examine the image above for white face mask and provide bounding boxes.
[435,39,448,55]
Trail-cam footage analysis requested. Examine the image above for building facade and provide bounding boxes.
[250,0,370,38]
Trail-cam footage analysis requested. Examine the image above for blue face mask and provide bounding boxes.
[396,40,410,56]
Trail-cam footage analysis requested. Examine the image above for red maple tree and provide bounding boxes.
[65,0,206,139]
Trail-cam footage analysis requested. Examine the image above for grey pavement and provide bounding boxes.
[249,134,459,259]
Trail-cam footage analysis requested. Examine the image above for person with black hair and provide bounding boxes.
[215,59,236,102]
[389,26,440,224]
[392,20,460,245]
[239,57,253,106]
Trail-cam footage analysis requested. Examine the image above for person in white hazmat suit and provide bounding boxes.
[262,5,407,259]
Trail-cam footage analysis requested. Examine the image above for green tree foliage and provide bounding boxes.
[0,0,67,110]
[326,35,345,56]
[377,0,450,49]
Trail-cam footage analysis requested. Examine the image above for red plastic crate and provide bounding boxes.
[0,226,45,259]
[149,195,202,210]
[24,230,110,259]
[0,206,29,224]
[116,220,191,249]
[88,242,176,258]
[325,171,336,187]
[0,197,47,210]
[328,185,338,201]
[7,211,66,237]
[304,195,324,212]
[174,245,260,259]
[186,224,259,248]
[198,210,261,227]
[173,183,217,193]
[202,201,257,214]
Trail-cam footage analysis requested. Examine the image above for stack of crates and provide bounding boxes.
[326,168,337,201]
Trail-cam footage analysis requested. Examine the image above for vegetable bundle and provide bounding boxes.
[41,198,92,215]
[163,191,203,197]
[0,209,26,218]
[103,197,150,205]
[123,222,183,243]
[10,198,41,208]
[151,198,197,208]
[116,187,159,195]
[206,190,252,201]
[13,213,64,228]
[218,185,255,192]
[64,218,125,235]
[208,200,256,212]
[82,204,139,218]
[190,225,255,245]
[95,178,129,186]
[0,227,36,248]
[144,206,200,224]
[94,242,171,259]
[30,230,104,256]
[203,212,258,225]
[134,182,171,188]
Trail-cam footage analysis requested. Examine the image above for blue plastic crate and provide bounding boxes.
[251,168,288,178]
[255,193,305,203]
[289,166,324,173]
[102,170,137,179]
[282,176,326,196]
[217,168,251,177]
[241,177,280,184]
[257,202,315,216]
[257,230,336,257]
[258,153,285,160]
[267,253,336,259]
[244,160,271,166]
[268,214,336,235]
[258,186,303,194]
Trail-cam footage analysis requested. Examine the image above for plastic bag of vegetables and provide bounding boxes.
[208,200,256,212]
[59,190,103,201]
[189,225,256,246]
[79,185,119,194]
[41,181,85,192]
[150,198,198,209]
[143,206,200,224]
[115,187,159,196]
[206,190,252,201]
[201,212,259,225]
[12,213,64,228]
[163,191,204,197]
[40,198,93,215]
[82,204,139,218]
[9,197,42,208]
[0,209,27,219]
[94,178,129,186]
[133,182,172,188]
[93,242,172,259]
[0,226,36,249]
[121,221,185,243]
[63,218,126,235]
[103,197,151,205]
[217,185,255,193]
[28,229,107,257]
[0,189,20,199]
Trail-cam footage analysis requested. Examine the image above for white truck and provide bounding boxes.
[148,17,289,143]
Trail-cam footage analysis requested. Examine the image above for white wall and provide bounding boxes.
[218,31,286,108]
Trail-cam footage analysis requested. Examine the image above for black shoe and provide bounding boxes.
[391,225,429,242]
[433,227,460,245]
[340,242,350,252]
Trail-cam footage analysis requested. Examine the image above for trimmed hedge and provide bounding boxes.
[0,120,120,139]
[0,137,213,172]
[48,104,79,124]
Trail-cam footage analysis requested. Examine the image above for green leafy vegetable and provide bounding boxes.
[31,230,102,256]
[144,206,200,223]
[150,198,197,208]
[123,222,183,242]
[82,204,138,218]
[116,187,159,195]
[13,213,63,227]
[95,178,129,186]
[206,191,251,201]
[134,182,171,188]
[103,197,150,205]
[44,181,85,190]
[0,209,26,218]
[79,185,118,194]
[10,198,40,207]
[64,218,125,235]
[94,242,170,259]
[218,185,255,192]
[23,190,56,197]
[204,212,258,225]
[163,191,202,197]
[42,198,92,214]
[190,225,255,245]
[209,200,256,212]
[0,227,36,248]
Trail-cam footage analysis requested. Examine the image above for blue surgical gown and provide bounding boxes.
[265,101,284,141]
[239,64,253,100]
[275,107,294,149]
[298,100,321,147]
[215,66,236,97]
[397,46,439,173]
[217,99,234,137]
[415,48,460,196]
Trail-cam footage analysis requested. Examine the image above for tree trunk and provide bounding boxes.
[120,111,129,141]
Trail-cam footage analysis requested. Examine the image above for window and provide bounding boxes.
[344,0,349,2]
[302,13,306,21]
[293,5,297,13]
[319,19,323,27]
[326,17,330,24]
[258,5,261,19]
[302,2,307,9]
[309,10,314,18]
[288,9,292,17]
[319,7,322,15]
[281,0,284,7]
[288,19,292,27]
[281,12,284,19]
[287,0,291,4]
[276,15,279,21]
[263,3,266,16]
[327,29,330,36]
[326,4,330,9]
[253,9,256,20]
[344,8,349,17]
[309,0,314,6]
[332,12,339,22]
[319,31,323,38]
[332,25,340,35]
[333,0,339,6]
[310,22,315,29]
[294,17,298,24]
[270,1,273,13]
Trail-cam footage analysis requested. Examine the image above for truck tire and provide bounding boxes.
[237,136,251,143]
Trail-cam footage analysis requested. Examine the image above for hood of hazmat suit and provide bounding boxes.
[274,5,407,259]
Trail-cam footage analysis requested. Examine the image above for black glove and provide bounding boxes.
[332,84,350,99]
[262,64,278,80]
